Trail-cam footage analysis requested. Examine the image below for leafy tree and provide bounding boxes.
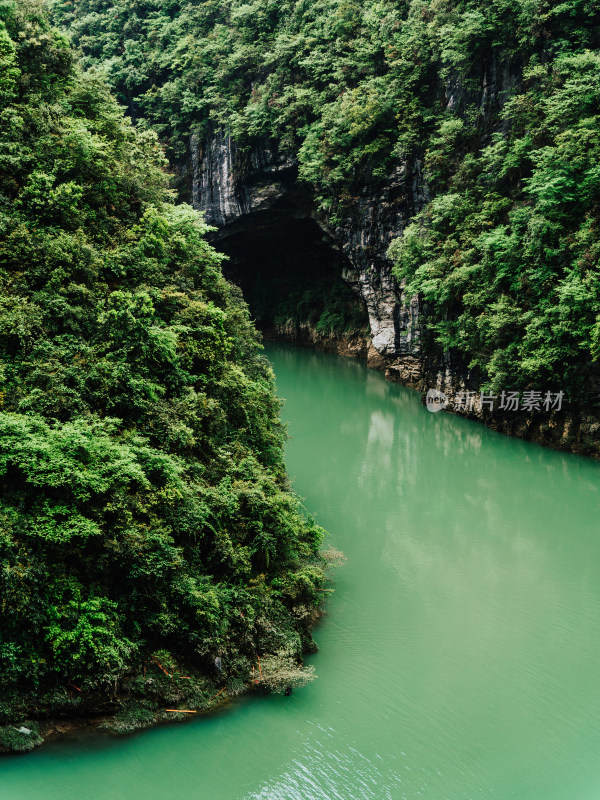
[390,51,600,398]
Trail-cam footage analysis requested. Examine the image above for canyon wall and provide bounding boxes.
[188,116,600,459]
[189,126,422,374]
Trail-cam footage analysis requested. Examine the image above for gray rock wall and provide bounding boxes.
[190,128,423,374]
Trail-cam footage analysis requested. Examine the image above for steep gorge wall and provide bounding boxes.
[48,0,600,460]
[188,57,519,380]
[189,126,423,372]
[188,89,600,458]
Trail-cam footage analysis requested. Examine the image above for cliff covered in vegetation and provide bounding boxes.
[0,1,326,751]
[51,0,600,452]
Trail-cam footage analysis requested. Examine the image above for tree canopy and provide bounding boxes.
[50,0,600,401]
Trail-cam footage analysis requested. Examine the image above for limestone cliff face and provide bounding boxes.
[190,130,297,229]
[189,127,423,373]
[333,160,425,370]
[188,62,515,380]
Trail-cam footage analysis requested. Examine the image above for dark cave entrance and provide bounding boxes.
[215,216,368,340]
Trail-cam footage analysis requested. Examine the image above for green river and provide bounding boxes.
[3,343,600,799]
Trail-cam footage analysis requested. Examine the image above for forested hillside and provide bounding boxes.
[0,0,325,750]
[51,0,600,404]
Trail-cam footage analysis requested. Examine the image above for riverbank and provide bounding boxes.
[261,322,369,361]
[0,573,335,755]
[0,690,235,756]
[263,326,600,460]
[383,359,600,460]
[0,631,323,754]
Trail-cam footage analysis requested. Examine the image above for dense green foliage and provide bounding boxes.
[391,49,600,398]
[0,1,326,736]
[52,0,600,402]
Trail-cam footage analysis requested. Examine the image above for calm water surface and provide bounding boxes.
[3,343,600,799]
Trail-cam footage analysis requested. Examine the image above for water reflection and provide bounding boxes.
[3,344,600,800]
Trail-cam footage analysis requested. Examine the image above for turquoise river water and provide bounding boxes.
[2,343,600,799]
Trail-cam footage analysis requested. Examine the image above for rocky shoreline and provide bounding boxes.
[0,693,235,755]
[0,598,330,755]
